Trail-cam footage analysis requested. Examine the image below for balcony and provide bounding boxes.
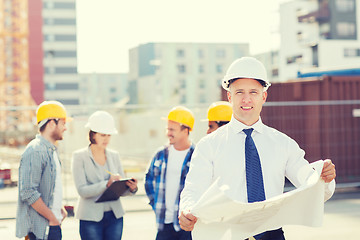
[298,1,330,23]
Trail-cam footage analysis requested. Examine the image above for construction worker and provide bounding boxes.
[179,57,336,239]
[205,101,232,134]
[72,111,138,240]
[145,106,195,240]
[16,101,70,240]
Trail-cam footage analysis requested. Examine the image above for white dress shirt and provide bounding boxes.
[180,117,335,212]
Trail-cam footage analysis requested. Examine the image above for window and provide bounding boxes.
[180,79,186,88]
[177,49,185,58]
[297,31,303,41]
[216,64,223,73]
[177,64,186,73]
[45,83,56,90]
[199,65,204,73]
[199,79,205,89]
[44,18,76,25]
[45,51,77,58]
[55,83,78,90]
[216,49,226,58]
[44,34,55,41]
[54,34,77,42]
[43,2,54,9]
[53,18,76,25]
[335,0,354,12]
[286,55,303,64]
[57,99,79,105]
[336,22,355,37]
[54,2,76,9]
[199,94,207,103]
[54,67,77,74]
[180,94,186,104]
[344,48,360,57]
[198,49,204,58]
[111,97,118,103]
[272,68,279,77]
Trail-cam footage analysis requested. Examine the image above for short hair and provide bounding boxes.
[39,119,59,132]
[180,125,190,135]
[229,78,266,88]
[216,121,230,128]
[89,130,97,144]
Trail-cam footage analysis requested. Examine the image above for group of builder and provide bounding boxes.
[15,57,336,240]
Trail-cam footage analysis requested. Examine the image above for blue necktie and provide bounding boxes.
[243,128,265,203]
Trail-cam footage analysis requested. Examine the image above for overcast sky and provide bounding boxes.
[76,0,287,73]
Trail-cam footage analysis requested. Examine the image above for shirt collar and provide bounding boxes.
[229,116,265,134]
[36,134,57,151]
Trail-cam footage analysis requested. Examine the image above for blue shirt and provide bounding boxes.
[145,144,195,231]
[16,134,59,239]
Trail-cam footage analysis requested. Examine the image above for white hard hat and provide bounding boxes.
[221,57,271,91]
[85,111,118,135]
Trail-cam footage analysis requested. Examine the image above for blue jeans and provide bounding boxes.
[80,211,123,240]
[156,223,192,240]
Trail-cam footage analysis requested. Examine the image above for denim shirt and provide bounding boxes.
[16,134,59,239]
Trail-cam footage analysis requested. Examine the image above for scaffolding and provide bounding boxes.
[0,0,36,145]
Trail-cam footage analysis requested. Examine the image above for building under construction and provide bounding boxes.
[0,0,38,145]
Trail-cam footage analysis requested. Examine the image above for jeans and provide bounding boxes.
[156,223,192,240]
[28,225,62,240]
[80,211,123,240]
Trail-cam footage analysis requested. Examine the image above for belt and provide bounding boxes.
[245,228,285,240]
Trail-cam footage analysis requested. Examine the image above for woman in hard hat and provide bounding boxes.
[204,101,232,134]
[72,111,138,240]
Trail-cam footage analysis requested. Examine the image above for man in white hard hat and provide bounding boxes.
[145,106,195,240]
[178,57,336,240]
[16,101,70,240]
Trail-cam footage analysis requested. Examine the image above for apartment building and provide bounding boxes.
[42,0,79,104]
[78,73,128,106]
[279,0,360,81]
[128,42,249,106]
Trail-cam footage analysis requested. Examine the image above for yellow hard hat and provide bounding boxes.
[207,101,232,122]
[36,100,69,124]
[167,106,195,131]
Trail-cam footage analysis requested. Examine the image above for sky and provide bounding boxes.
[76,0,287,73]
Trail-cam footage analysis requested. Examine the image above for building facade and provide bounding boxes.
[42,0,79,104]
[78,73,128,106]
[128,42,249,106]
[279,0,360,81]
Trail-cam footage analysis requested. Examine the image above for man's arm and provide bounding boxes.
[144,156,157,209]
[179,139,214,231]
[31,198,60,226]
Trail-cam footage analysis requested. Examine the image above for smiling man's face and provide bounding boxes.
[227,78,267,126]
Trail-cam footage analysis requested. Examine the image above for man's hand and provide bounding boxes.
[179,210,197,231]
[321,159,336,183]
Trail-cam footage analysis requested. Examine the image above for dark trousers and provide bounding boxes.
[28,225,62,240]
[156,223,192,240]
[247,228,285,240]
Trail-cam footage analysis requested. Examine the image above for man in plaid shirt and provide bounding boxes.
[16,101,70,240]
[145,106,195,240]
